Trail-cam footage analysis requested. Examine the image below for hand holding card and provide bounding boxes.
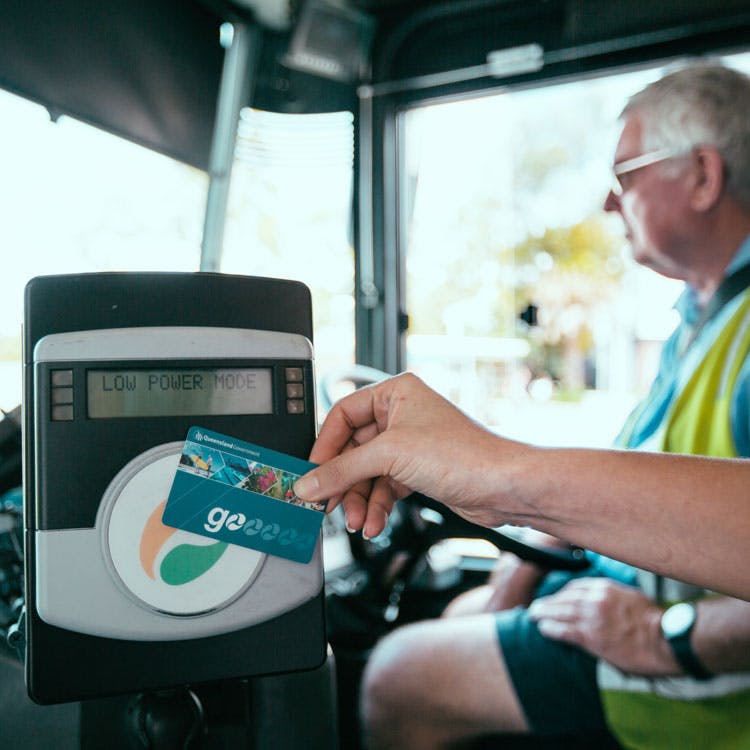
[162,427,327,564]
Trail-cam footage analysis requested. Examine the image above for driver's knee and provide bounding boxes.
[361,622,441,743]
[362,615,531,749]
[442,584,494,618]
[361,623,424,723]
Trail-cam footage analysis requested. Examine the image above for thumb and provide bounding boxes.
[294,440,389,503]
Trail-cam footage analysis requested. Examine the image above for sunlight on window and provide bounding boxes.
[0,90,207,407]
[402,52,750,446]
[221,108,356,392]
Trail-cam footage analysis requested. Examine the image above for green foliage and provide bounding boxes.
[514,216,625,279]
[513,214,626,347]
[512,214,628,389]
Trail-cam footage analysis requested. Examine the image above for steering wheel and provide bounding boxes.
[403,493,588,570]
[347,492,588,578]
[317,364,393,416]
[320,367,589,574]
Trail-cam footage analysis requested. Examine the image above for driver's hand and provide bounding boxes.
[482,530,570,609]
[528,578,672,674]
[294,372,529,539]
[445,530,570,616]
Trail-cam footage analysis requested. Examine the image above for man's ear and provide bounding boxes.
[689,145,725,212]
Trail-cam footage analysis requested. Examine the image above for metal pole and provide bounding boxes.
[200,22,260,272]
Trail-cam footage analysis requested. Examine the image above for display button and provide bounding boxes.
[286,399,305,414]
[51,369,73,387]
[285,367,303,382]
[51,387,74,405]
[286,383,304,399]
[51,405,74,421]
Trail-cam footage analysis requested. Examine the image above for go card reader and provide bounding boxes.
[23,272,326,704]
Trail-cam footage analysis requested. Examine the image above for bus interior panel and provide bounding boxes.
[2,1,750,748]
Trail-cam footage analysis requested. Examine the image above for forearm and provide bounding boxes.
[492,444,750,600]
[299,373,750,600]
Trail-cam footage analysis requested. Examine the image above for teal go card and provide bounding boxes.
[162,427,327,564]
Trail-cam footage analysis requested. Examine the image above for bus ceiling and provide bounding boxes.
[2,0,750,169]
[1,0,749,276]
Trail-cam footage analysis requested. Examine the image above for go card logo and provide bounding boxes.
[105,450,264,616]
[142,500,229,585]
[202,505,317,554]
[204,507,247,535]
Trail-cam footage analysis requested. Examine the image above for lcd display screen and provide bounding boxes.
[87,368,273,418]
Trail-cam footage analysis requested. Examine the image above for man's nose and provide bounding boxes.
[603,189,621,213]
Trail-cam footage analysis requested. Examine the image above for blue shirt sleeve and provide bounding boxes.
[617,325,683,448]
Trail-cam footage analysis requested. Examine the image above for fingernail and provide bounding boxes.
[362,529,371,541]
[345,523,356,534]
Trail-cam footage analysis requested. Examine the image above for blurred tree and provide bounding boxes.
[513,215,627,391]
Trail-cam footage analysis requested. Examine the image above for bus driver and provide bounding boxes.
[299,62,750,750]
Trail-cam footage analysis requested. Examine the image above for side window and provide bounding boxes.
[0,97,356,411]
[220,109,356,398]
[401,53,750,447]
[1,90,207,407]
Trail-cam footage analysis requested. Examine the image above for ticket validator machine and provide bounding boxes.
[23,273,329,738]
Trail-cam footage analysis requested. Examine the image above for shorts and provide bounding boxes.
[495,556,637,736]
[496,606,607,735]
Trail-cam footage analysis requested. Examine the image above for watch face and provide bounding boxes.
[661,601,696,638]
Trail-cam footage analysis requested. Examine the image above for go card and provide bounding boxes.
[162,426,327,564]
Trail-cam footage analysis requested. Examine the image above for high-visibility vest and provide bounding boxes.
[662,290,750,456]
[600,290,750,750]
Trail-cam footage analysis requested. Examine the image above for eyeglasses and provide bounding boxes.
[611,147,686,197]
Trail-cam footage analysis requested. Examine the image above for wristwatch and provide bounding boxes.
[660,602,713,680]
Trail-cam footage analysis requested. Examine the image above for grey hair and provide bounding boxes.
[622,61,750,208]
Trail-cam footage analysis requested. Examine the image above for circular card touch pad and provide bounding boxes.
[99,443,265,616]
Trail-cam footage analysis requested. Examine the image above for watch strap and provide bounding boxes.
[668,630,713,681]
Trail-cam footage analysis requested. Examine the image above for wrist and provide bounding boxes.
[660,602,713,680]
[487,440,550,527]
[650,606,682,673]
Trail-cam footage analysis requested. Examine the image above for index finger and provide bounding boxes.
[309,383,382,464]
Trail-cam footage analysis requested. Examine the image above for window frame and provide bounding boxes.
[355,35,750,373]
